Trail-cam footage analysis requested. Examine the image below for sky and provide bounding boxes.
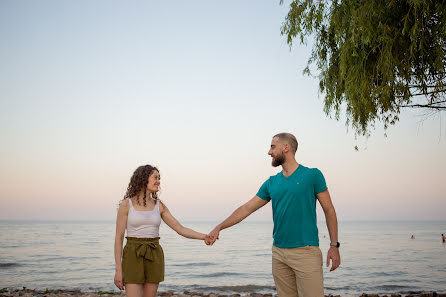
[1,0,445,222]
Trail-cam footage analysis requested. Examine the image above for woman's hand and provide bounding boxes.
[114,270,124,290]
[204,234,213,245]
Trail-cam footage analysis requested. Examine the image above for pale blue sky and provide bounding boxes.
[1,0,445,222]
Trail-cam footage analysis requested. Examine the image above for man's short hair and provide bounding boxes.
[273,133,298,154]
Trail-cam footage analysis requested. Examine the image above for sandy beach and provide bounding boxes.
[1,288,446,297]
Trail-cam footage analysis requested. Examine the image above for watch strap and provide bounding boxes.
[330,241,340,248]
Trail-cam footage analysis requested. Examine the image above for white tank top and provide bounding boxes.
[126,199,161,238]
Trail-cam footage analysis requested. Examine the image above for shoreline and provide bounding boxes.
[1,288,446,297]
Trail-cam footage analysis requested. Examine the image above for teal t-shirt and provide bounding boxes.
[256,164,327,248]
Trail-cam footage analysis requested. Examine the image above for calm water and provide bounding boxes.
[0,220,445,296]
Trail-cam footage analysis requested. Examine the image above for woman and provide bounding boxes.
[114,165,209,297]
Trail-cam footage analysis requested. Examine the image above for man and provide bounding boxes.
[208,133,340,297]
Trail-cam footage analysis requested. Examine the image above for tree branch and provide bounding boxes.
[411,90,446,97]
[396,90,446,98]
[400,100,446,110]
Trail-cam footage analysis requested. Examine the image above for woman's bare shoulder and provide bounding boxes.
[118,199,130,213]
[159,200,168,212]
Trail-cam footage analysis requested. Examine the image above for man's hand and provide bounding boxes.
[326,246,340,271]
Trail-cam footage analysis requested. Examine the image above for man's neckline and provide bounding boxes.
[282,164,301,178]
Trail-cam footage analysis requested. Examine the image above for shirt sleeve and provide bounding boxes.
[313,168,328,195]
[256,179,271,202]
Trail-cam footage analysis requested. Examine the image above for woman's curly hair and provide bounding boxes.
[123,165,159,206]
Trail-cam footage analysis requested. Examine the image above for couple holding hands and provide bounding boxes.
[114,133,341,297]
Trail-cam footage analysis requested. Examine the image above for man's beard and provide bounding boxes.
[271,154,285,167]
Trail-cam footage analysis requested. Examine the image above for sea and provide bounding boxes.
[0,220,445,297]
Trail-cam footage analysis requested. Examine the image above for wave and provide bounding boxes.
[189,272,243,278]
[0,263,18,268]
[369,271,406,277]
[374,284,416,290]
[324,286,353,290]
[29,256,100,262]
[170,262,214,267]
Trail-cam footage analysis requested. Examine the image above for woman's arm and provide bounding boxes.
[114,200,129,290]
[160,202,207,240]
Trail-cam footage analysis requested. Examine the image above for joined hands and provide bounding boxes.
[204,227,220,245]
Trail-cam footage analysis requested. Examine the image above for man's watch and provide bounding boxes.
[330,242,340,248]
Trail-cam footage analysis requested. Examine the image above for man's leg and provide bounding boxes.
[288,246,324,297]
[272,246,299,297]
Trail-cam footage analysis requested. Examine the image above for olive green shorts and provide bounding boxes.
[122,237,164,284]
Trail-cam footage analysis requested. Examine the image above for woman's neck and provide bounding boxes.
[134,192,155,205]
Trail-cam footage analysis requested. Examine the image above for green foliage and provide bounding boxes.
[0,288,7,293]
[281,0,446,136]
[44,288,54,294]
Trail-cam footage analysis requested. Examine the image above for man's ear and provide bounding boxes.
[283,143,290,153]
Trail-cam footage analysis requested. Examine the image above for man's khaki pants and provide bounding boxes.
[272,245,324,297]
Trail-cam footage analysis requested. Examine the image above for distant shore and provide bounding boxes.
[1,288,446,297]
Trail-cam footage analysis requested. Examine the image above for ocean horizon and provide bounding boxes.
[3,219,446,223]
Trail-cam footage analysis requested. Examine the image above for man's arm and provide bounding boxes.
[208,196,268,244]
[317,189,341,271]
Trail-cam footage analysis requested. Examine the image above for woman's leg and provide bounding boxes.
[125,284,144,297]
[143,283,159,297]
